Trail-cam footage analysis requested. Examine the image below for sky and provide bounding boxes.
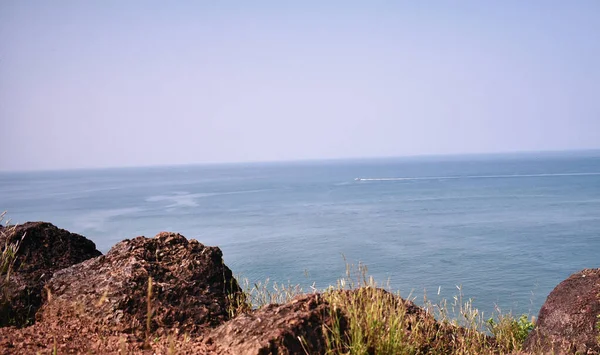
[1,1,599,171]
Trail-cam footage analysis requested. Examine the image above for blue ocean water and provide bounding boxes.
[1,151,599,318]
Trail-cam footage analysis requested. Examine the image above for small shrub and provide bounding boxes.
[487,313,535,352]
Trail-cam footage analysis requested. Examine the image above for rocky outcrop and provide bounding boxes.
[523,268,600,354]
[205,293,342,355]
[38,232,243,337]
[0,222,101,327]
[5,222,596,354]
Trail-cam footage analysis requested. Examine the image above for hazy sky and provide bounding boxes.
[1,1,599,171]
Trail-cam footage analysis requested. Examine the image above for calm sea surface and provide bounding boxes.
[2,151,599,317]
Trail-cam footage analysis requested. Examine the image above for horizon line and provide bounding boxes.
[2,148,600,174]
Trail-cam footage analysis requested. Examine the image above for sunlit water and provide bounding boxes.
[2,151,599,318]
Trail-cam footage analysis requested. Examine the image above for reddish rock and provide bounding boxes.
[1,294,337,354]
[0,321,219,355]
[523,268,600,354]
[39,232,243,337]
[205,293,344,355]
[0,222,101,327]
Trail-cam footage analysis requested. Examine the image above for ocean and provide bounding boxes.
[1,151,599,318]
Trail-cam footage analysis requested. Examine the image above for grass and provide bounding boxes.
[144,276,154,349]
[1,212,27,326]
[0,212,23,282]
[230,261,536,354]
[321,262,496,355]
[226,276,306,318]
[487,313,535,351]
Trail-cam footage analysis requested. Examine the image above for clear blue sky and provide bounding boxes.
[1,1,599,171]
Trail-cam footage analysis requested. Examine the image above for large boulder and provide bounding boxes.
[523,268,600,354]
[0,222,101,327]
[38,232,243,337]
[205,293,342,355]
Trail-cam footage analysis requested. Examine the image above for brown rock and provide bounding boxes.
[0,222,101,327]
[206,293,343,355]
[523,268,600,354]
[38,232,243,337]
[0,321,219,355]
[0,293,337,354]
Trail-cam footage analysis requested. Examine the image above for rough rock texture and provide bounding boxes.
[0,294,337,354]
[205,293,343,355]
[0,222,101,327]
[0,293,339,355]
[523,268,600,354]
[38,232,242,337]
[0,322,218,355]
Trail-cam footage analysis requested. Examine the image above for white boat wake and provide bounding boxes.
[354,172,600,182]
